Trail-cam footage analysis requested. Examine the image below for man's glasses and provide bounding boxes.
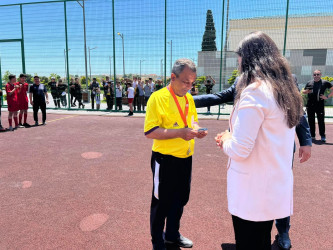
[313,73,321,76]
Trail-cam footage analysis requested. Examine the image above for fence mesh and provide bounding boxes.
[0,0,332,116]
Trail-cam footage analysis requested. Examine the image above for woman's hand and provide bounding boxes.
[215,130,232,148]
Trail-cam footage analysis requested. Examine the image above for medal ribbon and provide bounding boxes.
[167,84,189,128]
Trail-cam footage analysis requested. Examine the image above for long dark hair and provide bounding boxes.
[235,31,303,128]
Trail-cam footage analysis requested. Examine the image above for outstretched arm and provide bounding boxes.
[193,84,235,108]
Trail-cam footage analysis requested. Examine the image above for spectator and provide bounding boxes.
[95,85,101,110]
[115,80,123,110]
[5,74,20,131]
[104,80,114,110]
[127,81,134,116]
[205,76,215,113]
[155,80,163,91]
[133,76,139,111]
[144,79,151,108]
[190,82,198,96]
[58,79,67,107]
[137,80,145,111]
[302,69,333,142]
[29,76,49,126]
[75,77,84,109]
[69,78,76,107]
[0,87,5,131]
[48,77,60,108]
[149,78,155,93]
[17,73,31,127]
[89,77,99,109]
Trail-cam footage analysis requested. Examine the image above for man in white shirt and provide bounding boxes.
[149,78,155,93]
[127,81,134,116]
[115,80,123,110]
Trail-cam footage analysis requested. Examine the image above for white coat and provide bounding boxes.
[223,81,295,222]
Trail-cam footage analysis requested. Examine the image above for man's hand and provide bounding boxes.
[320,94,328,100]
[179,128,198,141]
[299,145,311,163]
[196,130,208,139]
[30,101,34,106]
[46,100,49,104]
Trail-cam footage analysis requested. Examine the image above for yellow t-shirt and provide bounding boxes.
[144,87,198,158]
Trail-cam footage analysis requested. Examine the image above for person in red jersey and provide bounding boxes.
[5,74,20,131]
[17,73,31,127]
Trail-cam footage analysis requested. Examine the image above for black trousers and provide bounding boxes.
[106,95,113,110]
[150,151,192,245]
[33,102,46,123]
[232,215,273,250]
[51,93,60,108]
[116,97,122,110]
[0,105,2,127]
[307,104,325,137]
[91,94,95,109]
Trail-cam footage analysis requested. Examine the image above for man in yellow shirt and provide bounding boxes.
[144,59,207,250]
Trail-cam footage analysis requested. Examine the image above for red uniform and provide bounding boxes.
[16,82,29,110]
[5,82,19,112]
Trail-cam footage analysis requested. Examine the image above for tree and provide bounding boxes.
[228,69,239,85]
[49,73,61,81]
[3,70,12,83]
[201,10,217,51]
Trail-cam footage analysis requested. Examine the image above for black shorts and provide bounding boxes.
[151,151,192,206]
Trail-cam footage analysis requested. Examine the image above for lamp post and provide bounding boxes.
[64,48,71,80]
[76,0,89,91]
[167,40,172,74]
[117,32,125,77]
[88,46,97,81]
[140,59,145,78]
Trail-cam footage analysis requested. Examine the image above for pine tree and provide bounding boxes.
[201,10,217,51]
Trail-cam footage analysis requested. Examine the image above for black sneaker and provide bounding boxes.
[164,234,193,248]
[23,123,31,128]
[321,136,326,142]
[35,121,39,126]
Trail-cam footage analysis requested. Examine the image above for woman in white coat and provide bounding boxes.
[216,31,303,250]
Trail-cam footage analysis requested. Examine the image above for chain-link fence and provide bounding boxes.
[0,0,333,117]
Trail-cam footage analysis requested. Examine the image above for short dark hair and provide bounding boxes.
[34,76,39,79]
[9,74,16,80]
[19,73,26,78]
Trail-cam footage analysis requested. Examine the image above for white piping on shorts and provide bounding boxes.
[154,161,160,199]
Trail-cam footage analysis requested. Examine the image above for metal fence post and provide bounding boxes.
[283,0,290,56]
[218,0,226,120]
[64,1,71,109]
[20,4,26,74]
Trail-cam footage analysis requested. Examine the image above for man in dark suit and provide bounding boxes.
[193,76,312,250]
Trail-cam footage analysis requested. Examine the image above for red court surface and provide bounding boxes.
[0,111,332,249]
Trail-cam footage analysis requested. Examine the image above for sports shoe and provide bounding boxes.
[42,121,47,125]
[321,136,326,142]
[164,234,193,248]
[35,121,39,126]
[17,124,25,128]
[8,126,14,131]
[0,126,6,132]
[23,123,31,128]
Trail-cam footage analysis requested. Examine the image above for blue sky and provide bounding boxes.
[0,0,332,79]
